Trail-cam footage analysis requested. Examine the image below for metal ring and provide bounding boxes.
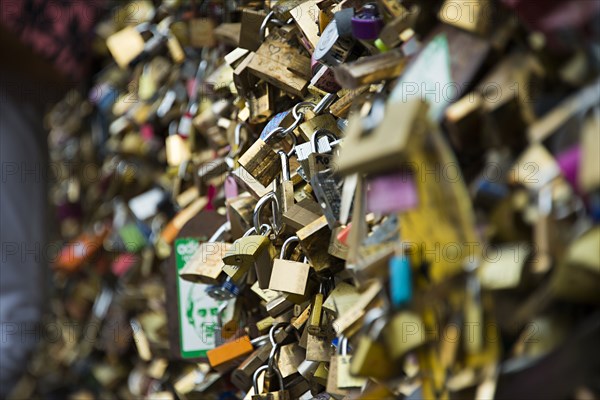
[281,110,304,136]
[264,126,286,143]
[292,101,316,120]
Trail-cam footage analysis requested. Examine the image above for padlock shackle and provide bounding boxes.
[361,308,387,339]
[230,122,250,157]
[279,236,300,259]
[252,364,285,395]
[311,129,338,153]
[292,101,316,120]
[208,221,230,243]
[243,224,272,237]
[278,151,291,182]
[313,93,337,115]
[259,11,275,42]
[338,335,348,356]
[253,192,281,235]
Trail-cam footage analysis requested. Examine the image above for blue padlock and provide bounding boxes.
[389,254,412,307]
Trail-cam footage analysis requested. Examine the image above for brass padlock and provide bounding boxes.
[231,339,273,391]
[295,129,336,181]
[269,236,310,296]
[226,193,256,240]
[336,336,367,389]
[222,226,274,284]
[238,130,285,187]
[335,99,430,176]
[179,222,231,285]
[282,197,323,232]
[297,215,343,273]
[350,309,395,380]
[251,364,290,400]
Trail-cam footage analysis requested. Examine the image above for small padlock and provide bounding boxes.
[296,129,336,181]
[222,225,274,284]
[307,283,330,338]
[206,335,254,373]
[336,336,367,389]
[231,341,273,391]
[306,129,338,179]
[251,365,290,400]
[297,215,343,273]
[179,222,231,285]
[269,236,310,296]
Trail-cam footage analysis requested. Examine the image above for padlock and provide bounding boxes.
[336,336,367,389]
[179,222,231,285]
[232,341,273,391]
[307,284,329,338]
[277,342,305,378]
[382,310,426,363]
[222,227,274,284]
[335,98,430,176]
[325,337,350,397]
[297,216,343,273]
[226,193,257,240]
[282,197,324,231]
[239,9,267,52]
[351,3,384,40]
[106,25,146,69]
[313,19,359,67]
[350,309,395,380]
[265,295,295,318]
[269,236,310,296]
[231,166,271,200]
[206,335,254,373]
[247,28,310,97]
[251,365,290,400]
[251,324,291,399]
[311,168,343,229]
[332,48,407,89]
[274,151,295,227]
[306,129,338,179]
[238,130,285,187]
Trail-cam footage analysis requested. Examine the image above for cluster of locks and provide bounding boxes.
[12,0,600,399]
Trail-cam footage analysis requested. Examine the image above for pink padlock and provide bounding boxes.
[367,170,419,214]
[224,175,239,200]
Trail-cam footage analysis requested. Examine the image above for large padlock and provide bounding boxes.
[335,99,430,176]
